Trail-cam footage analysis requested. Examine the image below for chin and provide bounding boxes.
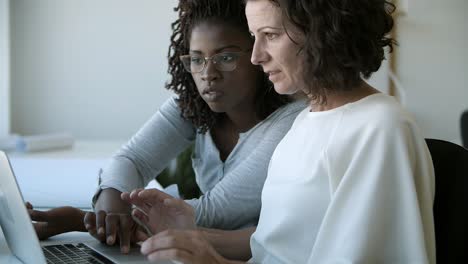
[206,103,226,113]
[273,82,298,95]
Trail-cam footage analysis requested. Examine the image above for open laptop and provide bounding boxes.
[0,151,173,264]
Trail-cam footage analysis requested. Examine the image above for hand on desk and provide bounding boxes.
[88,188,148,254]
[25,202,87,240]
[141,229,234,264]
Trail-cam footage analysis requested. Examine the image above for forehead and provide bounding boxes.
[245,0,282,31]
[190,22,251,51]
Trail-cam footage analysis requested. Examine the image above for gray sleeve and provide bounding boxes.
[186,101,304,229]
[99,96,196,193]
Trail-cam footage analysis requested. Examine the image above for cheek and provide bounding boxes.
[191,74,203,90]
[228,62,258,81]
[284,52,303,79]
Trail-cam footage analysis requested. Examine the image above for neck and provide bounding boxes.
[224,105,260,133]
[308,81,380,112]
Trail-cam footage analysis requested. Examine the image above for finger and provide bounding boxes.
[141,230,197,255]
[83,211,96,228]
[96,210,107,242]
[132,208,149,223]
[146,248,192,264]
[163,198,192,212]
[138,189,174,205]
[25,202,33,210]
[128,189,152,212]
[33,222,49,240]
[84,212,100,239]
[33,222,60,241]
[132,209,152,236]
[133,228,149,243]
[28,209,50,222]
[118,214,133,254]
[105,214,119,246]
[129,188,145,200]
[120,192,131,204]
[33,221,67,241]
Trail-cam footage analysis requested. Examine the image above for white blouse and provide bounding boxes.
[250,94,436,264]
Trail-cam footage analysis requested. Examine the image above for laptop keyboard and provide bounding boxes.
[42,243,115,264]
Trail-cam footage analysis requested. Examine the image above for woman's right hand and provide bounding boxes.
[140,229,237,264]
[121,188,196,235]
[84,188,145,254]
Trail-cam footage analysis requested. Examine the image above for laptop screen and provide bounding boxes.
[0,151,47,264]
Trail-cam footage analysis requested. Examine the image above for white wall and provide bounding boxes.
[11,0,177,140]
[9,0,468,143]
[395,0,468,144]
[0,0,10,137]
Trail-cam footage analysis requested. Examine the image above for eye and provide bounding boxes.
[190,56,204,65]
[219,54,235,62]
[264,32,278,40]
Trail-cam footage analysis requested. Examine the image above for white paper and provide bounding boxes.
[16,133,74,152]
[0,135,18,151]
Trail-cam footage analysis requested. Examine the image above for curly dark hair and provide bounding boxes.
[252,0,396,103]
[166,0,290,133]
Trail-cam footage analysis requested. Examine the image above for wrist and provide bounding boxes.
[94,188,131,213]
[73,209,88,232]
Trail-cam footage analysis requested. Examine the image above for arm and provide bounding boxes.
[199,226,255,261]
[98,96,196,194]
[90,97,196,252]
[186,101,304,229]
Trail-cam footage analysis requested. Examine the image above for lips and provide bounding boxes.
[202,87,224,101]
[266,70,281,82]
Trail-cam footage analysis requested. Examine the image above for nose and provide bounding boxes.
[201,59,220,82]
[251,39,267,66]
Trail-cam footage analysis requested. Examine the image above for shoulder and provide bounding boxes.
[242,100,307,140]
[265,99,308,123]
[160,95,181,112]
[342,93,415,132]
[327,94,425,155]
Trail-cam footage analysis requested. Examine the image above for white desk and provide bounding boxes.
[6,141,123,208]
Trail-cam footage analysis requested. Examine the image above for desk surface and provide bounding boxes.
[7,140,163,208]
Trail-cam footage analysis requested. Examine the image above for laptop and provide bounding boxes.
[0,151,173,264]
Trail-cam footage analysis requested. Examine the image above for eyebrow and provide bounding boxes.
[190,45,243,54]
[254,26,283,33]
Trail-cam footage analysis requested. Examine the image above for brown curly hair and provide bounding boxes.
[249,0,396,103]
[166,0,290,133]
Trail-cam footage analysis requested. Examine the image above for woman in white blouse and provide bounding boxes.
[123,0,436,263]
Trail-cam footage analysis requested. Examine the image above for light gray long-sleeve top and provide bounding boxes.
[98,96,305,229]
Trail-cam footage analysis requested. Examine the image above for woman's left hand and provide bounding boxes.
[141,229,235,264]
[25,202,86,240]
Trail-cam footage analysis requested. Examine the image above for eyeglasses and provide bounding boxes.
[179,51,250,73]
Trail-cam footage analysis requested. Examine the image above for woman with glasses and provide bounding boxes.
[26,0,304,255]
[123,0,436,263]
